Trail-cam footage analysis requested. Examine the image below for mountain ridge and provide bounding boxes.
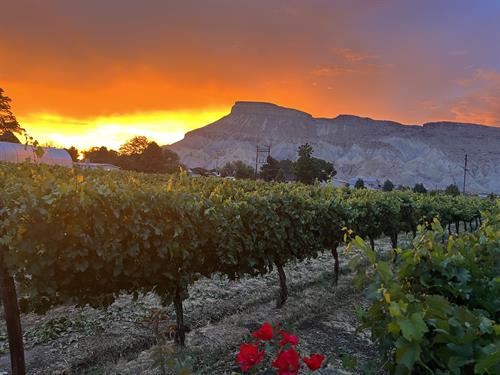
[170,101,500,193]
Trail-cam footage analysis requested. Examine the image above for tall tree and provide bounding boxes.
[294,143,316,184]
[294,143,335,184]
[0,88,24,138]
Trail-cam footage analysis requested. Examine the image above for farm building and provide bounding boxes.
[0,141,73,167]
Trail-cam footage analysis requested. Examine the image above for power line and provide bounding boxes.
[462,154,468,194]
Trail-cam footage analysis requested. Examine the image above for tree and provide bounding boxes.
[220,162,236,177]
[354,178,365,189]
[294,143,335,184]
[0,88,24,138]
[260,156,281,181]
[163,147,181,173]
[413,183,427,194]
[382,179,394,192]
[65,146,80,162]
[134,142,181,174]
[233,160,254,179]
[444,184,460,196]
[312,157,336,182]
[119,136,150,156]
[82,146,119,164]
[0,131,20,144]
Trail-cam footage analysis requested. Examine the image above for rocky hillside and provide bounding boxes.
[169,102,500,193]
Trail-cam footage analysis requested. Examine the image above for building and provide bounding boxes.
[74,162,120,171]
[0,141,73,167]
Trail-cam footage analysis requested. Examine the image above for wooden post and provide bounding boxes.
[0,253,26,375]
[331,245,339,285]
[173,286,185,346]
[275,261,288,308]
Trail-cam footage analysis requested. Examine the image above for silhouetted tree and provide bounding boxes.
[413,183,427,194]
[82,146,119,164]
[445,184,460,196]
[0,131,20,143]
[354,178,365,189]
[65,146,80,162]
[382,179,394,191]
[0,88,24,138]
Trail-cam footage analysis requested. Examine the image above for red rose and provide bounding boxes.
[236,343,265,372]
[252,322,274,341]
[272,347,300,375]
[303,354,326,371]
[279,330,299,347]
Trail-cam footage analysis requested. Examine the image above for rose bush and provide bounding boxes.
[236,322,326,374]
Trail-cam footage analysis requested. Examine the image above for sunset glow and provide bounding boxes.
[18,109,227,150]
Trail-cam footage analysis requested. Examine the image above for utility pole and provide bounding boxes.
[255,145,271,178]
[462,154,468,195]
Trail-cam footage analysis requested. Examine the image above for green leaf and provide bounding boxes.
[395,339,421,369]
[398,312,428,342]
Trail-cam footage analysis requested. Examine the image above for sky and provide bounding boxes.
[1,0,499,150]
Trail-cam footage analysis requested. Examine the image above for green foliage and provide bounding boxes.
[294,143,335,184]
[354,210,500,374]
[220,160,254,179]
[445,184,461,196]
[383,179,394,192]
[413,183,427,194]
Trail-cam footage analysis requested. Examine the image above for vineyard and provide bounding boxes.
[0,162,498,374]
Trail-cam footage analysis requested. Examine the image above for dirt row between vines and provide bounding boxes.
[0,239,396,374]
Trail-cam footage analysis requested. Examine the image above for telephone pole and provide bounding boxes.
[255,145,271,178]
[462,154,468,195]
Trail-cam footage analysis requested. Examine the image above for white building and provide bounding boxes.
[348,176,382,190]
[0,141,73,167]
[74,162,120,171]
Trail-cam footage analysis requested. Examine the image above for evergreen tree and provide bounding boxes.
[354,178,365,189]
[382,179,394,191]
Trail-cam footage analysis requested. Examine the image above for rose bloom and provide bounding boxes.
[303,354,326,371]
[272,347,300,375]
[279,330,299,347]
[236,343,265,372]
[252,322,274,341]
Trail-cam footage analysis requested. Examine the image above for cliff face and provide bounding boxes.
[170,101,500,193]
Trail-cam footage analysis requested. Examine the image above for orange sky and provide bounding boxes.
[1,0,499,150]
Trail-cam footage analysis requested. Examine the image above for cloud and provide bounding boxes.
[451,69,500,126]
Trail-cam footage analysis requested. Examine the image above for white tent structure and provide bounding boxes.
[0,141,73,167]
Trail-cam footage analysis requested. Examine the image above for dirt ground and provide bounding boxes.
[0,238,396,375]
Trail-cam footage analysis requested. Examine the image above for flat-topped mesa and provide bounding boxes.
[423,121,495,130]
[332,114,406,128]
[231,101,313,120]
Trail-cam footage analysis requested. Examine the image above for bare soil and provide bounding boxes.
[0,239,395,374]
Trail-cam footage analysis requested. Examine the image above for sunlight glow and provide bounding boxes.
[18,109,227,150]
